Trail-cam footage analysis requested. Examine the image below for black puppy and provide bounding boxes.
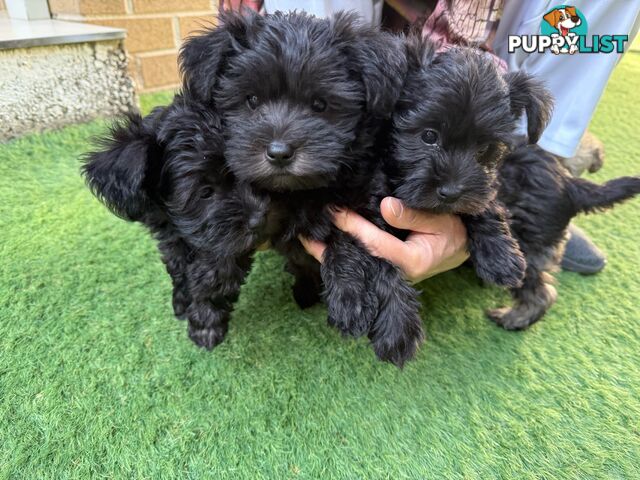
[389,39,640,330]
[83,11,423,365]
[389,41,552,288]
[490,144,640,329]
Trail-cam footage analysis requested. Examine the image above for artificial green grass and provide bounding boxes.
[1,54,639,479]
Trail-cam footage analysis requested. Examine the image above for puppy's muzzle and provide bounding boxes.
[266,140,295,168]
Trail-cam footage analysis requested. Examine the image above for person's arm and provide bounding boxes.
[299,197,469,283]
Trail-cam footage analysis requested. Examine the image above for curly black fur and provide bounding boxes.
[388,38,554,289]
[488,144,640,329]
[82,10,421,365]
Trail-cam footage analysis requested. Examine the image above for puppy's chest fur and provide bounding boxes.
[251,169,389,250]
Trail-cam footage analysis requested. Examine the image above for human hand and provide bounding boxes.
[299,197,469,283]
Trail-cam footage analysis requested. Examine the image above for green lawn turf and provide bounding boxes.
[1,52,639,479]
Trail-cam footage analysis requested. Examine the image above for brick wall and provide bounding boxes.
[47,0,218,92]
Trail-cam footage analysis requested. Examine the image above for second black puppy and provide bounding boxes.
[389,40,553,286]
[389,39,640,331]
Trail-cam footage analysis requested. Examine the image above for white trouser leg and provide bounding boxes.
[494,0,640,157]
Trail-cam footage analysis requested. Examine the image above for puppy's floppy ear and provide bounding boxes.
[543,9,561,27]
[504,70,554,144]
[566,6,578,17]
[179,9,263,101]
[82,110,163,221]
[332,12,408,118]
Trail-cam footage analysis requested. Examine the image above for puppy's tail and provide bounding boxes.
[568,175,640,215]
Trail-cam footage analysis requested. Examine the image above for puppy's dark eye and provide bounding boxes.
[246,94,259,110]
[311,98,327,113]
[421,129,439,145]
[477,145,490,156]
[200,187,214,199]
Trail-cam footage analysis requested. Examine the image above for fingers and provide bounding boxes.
[300,202,469,284]
[331,208,413,262]
[298,236,326,262]
[332,208,435,278]
[299,209,411,266]
[330,207,432,280]
[377,198,470,282]
[404,232,469,281]
[380,197,454,234]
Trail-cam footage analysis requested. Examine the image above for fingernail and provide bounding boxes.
[388,198,403,218]
[331,206,346,220]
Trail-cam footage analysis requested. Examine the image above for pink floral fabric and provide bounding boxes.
[388,0,508,71]
[219,0,263,12]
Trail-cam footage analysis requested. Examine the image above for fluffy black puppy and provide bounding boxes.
[83,10,422,365]
[389,40,552,288]
[490,144,640,329]
[389,39,640,330]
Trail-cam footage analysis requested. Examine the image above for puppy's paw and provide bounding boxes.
[370,320,424,367]
[487,284,557,330]
[365,263,424,367]
[487,306,523,330]
[188,324,228,350]
[487,306,543,331]
[186,305,229,349]
[292,278,321,309]
[473,236,526,288]
[325,291,379,337]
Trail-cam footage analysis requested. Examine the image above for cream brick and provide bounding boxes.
[139,52,179,88]
[178,14,216,39]
[90,17,176,53]
[80,0,126,15]
[47,0,80,15]
[133,0,211,14]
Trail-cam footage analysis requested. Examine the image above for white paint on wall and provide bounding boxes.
[6,0,50,20]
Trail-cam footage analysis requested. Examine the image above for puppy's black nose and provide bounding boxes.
[266,141,294,167]
[437,185,462,203]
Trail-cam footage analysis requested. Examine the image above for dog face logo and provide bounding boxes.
[544,6,581,37]
[509,5,627,55]
[540,4,588,54]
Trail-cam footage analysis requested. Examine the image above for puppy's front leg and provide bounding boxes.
[487,246,558,330]
[321,231,381,337]
[284,242,322,309]
[321,231,423,366]
[185,253,253,349]
[461,200,526,288]
[158,236,193,319]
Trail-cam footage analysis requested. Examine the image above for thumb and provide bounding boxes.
[380,197,426,230]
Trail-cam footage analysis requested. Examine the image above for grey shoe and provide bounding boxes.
[561,224,606,274]
[558,130,605,177]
